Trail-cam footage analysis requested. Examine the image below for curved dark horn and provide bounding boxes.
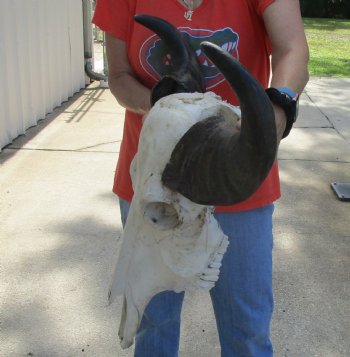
[200,42,276,150]
[134,14,205,105]
[161,41,277,205]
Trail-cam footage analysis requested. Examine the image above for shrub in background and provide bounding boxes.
[300,0,350,19]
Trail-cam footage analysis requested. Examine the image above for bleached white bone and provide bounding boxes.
[108,92,240,349]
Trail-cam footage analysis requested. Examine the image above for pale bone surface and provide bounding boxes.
[108,92,241,349]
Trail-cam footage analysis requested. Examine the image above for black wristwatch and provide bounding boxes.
[265,87,299,139]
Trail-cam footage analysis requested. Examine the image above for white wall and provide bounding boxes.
[0,0,86,149]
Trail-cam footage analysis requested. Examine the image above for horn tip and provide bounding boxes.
[134,14,148,23]
[200,41,221,53]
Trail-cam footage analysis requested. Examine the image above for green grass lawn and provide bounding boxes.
[303,18,350,77]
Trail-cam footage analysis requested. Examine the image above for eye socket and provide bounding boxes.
[143,202,179,230]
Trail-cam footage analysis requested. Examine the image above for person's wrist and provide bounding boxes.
[266,87,299,139]
[272,104,287,142]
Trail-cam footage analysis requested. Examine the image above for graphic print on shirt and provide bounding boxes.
[139,27,239,89]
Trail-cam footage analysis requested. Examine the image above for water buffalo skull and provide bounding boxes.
[108,15,277,349]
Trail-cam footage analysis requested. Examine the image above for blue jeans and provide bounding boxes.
[119,199,274,357]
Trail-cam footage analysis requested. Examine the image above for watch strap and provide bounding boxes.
[266,87,299,139]
[277,87,299,100]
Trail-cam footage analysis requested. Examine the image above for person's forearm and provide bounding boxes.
[105,33,152,115]
[264,4,309,142]
[270,49,309,96]
[108,72,152,115]
[270,48,309,142]
[263,0,309,142]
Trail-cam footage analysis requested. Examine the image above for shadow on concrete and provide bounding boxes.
[1,210,128,357]
[1,85,108,165]
[64,87,107,124]
[1,78,349,356]
[271,159,350,357]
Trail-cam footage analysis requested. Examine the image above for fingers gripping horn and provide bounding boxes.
[161,41,277,205]
[134,14,205,105]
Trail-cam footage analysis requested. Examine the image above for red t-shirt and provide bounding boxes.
[92,0,280,212]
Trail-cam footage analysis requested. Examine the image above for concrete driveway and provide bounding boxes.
[0,78,349,357]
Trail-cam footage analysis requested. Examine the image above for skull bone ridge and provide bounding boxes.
[108,92,241,349]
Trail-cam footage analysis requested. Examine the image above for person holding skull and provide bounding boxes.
[92,0,309,356]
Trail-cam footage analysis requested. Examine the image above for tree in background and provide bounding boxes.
[300,0,350,18]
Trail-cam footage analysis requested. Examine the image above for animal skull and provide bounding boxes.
[109,92,241,348]
[108,15,277,349]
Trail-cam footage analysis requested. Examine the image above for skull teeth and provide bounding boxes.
[197,280,216,290]
[192,234,229,290]
[209,261,222,269]
[201,267,220,277]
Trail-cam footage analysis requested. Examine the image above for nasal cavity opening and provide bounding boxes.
[143,202,179,230]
